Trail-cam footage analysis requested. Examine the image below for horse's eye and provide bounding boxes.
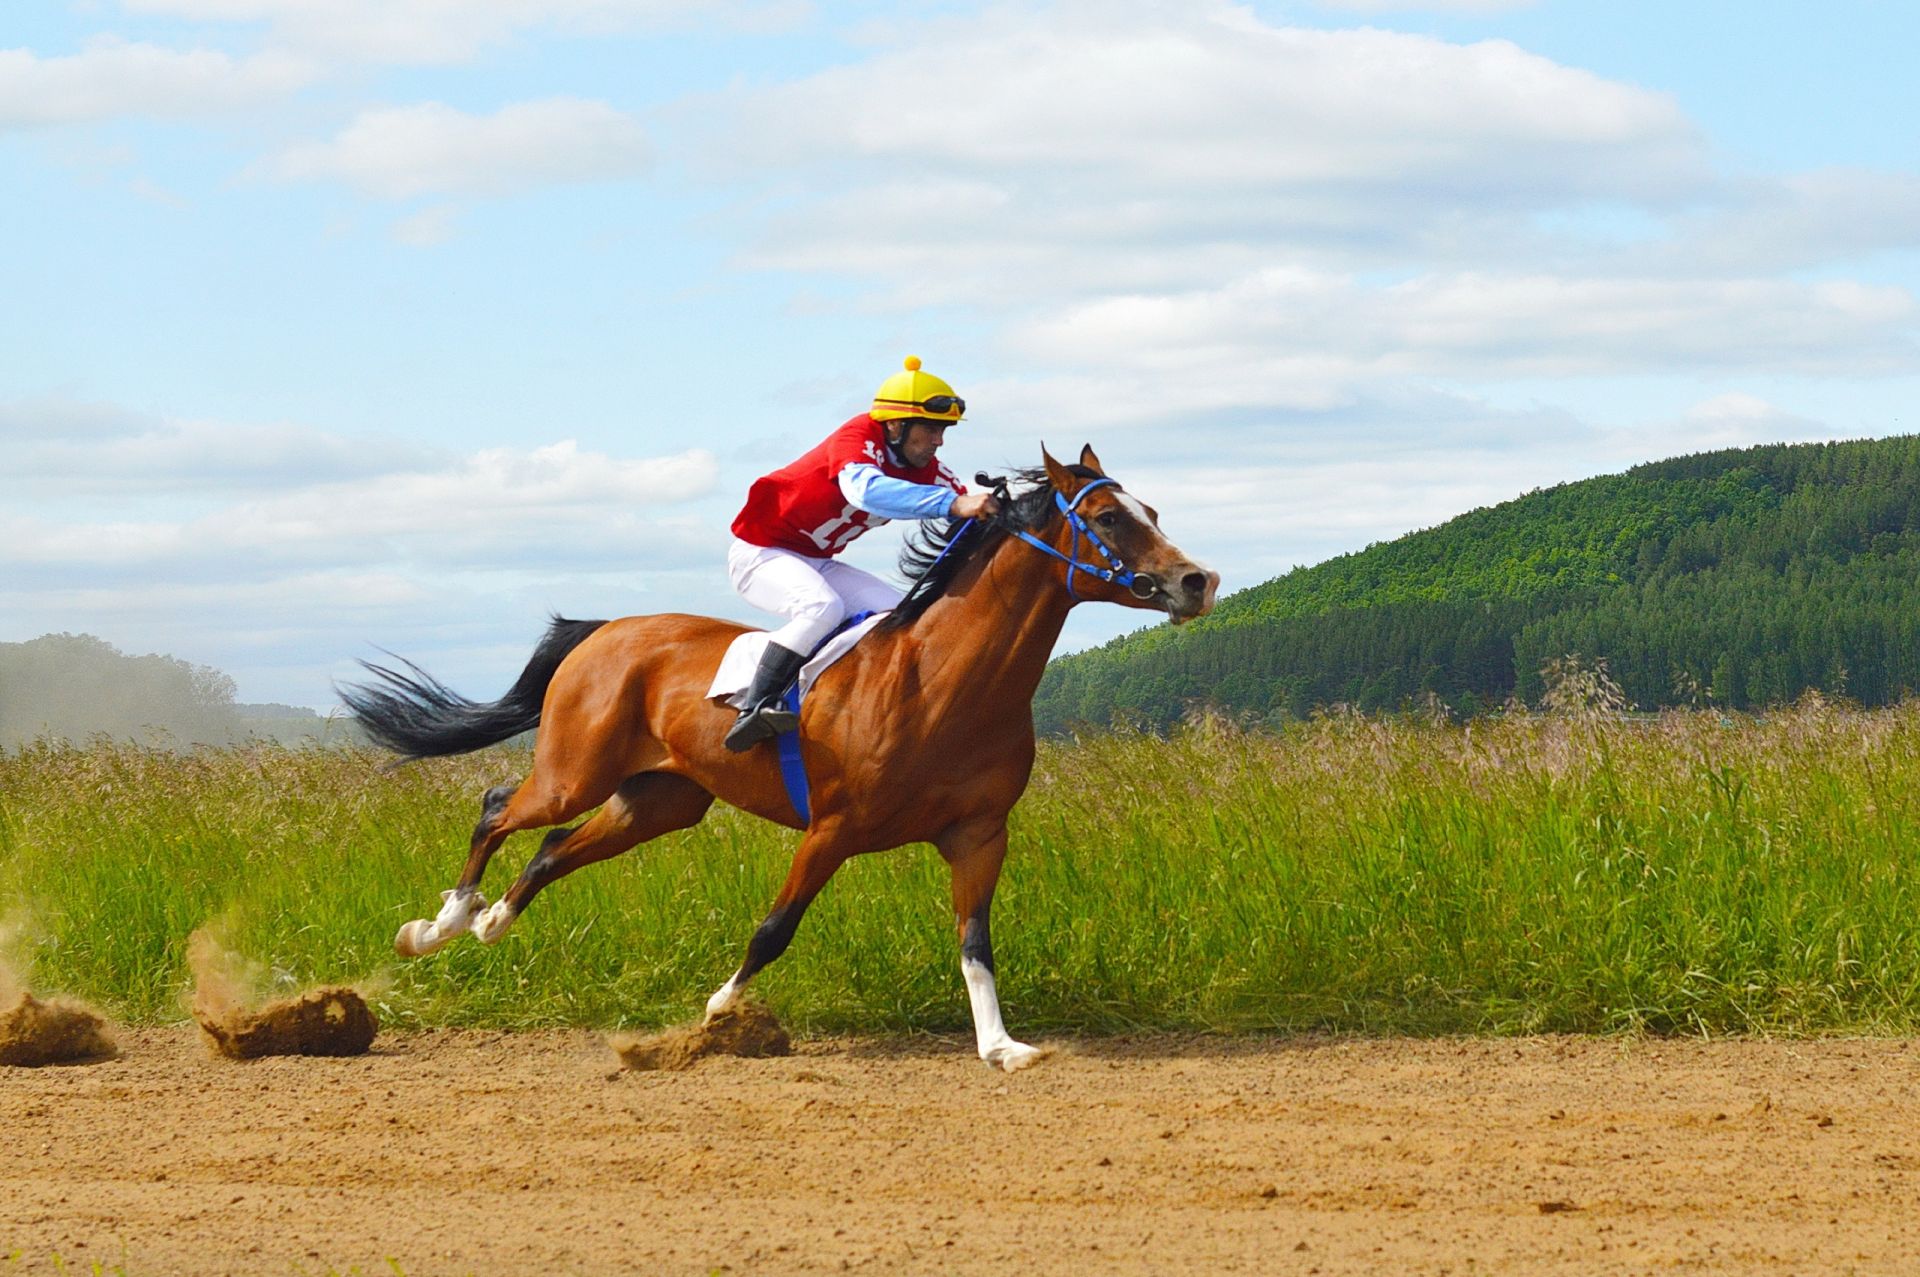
[1096,511,1119,529]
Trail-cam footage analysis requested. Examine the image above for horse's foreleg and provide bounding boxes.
[705,826,853,1020]
[939,822,1047,1072]
[396,783,518,956]
[470,773,715,944]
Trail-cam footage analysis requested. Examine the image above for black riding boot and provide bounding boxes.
[723,642,808,752]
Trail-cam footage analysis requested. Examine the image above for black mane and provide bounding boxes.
[881,464,1099,630]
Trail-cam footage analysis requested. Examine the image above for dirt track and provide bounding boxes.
[5,1028,1920,1275]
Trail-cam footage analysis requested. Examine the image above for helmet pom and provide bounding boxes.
[903,355,922,372]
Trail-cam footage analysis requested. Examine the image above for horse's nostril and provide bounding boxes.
[1181,571,1208,596]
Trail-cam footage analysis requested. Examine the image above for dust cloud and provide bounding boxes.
[186,929,377,1059]
[609,1003,792,1071]
[0,917,117,1067]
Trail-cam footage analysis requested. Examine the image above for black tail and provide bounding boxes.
[338,616,608,760]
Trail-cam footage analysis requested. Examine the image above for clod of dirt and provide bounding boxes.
[609,1004,792,1071]
[0,992,118,1067]
[187,929,377,1059]
[194,985,379,1059]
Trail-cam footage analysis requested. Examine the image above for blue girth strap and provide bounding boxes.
[775,683,810,824]
[773,610,875,826]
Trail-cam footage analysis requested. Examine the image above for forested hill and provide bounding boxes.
[1034,434,1920,733]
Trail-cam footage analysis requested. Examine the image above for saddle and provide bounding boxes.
[705,612,887,712]
[705,612,887,823]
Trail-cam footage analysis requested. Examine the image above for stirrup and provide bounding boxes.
[724,703,799,752]
[725,641,808,752]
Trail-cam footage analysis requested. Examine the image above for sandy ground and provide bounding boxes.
[5,1028,1920,1276]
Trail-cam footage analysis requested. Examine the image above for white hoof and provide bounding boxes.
[394,918,439,957]
[394,889,486,957]
[471,900,517,945]
[982,1041,1049,1072]
[704,979,742,1021]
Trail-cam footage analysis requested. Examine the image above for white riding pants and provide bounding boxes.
[727,539,904,654]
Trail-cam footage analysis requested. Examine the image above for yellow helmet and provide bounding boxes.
[871,355,966,424]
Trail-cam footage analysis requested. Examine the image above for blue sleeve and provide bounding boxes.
[838,463,958,520]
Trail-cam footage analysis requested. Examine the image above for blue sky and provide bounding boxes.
[6,0,1918,710]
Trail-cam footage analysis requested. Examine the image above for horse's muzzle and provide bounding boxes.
[1164,568,1220,624]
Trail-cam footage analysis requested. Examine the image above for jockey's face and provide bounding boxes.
[891,419,949,469]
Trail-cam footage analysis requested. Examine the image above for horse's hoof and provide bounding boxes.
[705,980,742,1021]
[395,919,441,957]
[983,1041,1049,1072]
[471,901,516,945]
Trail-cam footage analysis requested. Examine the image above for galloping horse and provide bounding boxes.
[343,446,1218,1070]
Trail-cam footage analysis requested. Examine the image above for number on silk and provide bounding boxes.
[804,508,881,553]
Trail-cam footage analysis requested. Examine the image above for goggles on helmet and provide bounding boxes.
[876,394,965,419]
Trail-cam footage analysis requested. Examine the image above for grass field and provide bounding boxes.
[5,698,1920,1036]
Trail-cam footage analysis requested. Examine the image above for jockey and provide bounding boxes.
[724,355,1002,751]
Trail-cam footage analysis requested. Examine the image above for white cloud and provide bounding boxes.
[1003,269,1917,423]
[0,38,313,128]
[5,401,433,493]
[224,440,716,548]
[730,4,1688,188]
[4,400,723,602]
[696,0,1914,415]
[1645,170,1920,275]
[1598,393,1835,460]
[709,0,1705,297]
[6,439,718,573]
[120,0,811,66]
[274,98,650,198]
[1381,274,1914,375]
[1684,392,1797,427]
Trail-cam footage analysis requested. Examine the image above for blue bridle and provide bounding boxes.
[1009,477,1152,601]
[916,476,1156,605]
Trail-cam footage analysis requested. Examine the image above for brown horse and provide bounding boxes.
[343,446,1217,1070]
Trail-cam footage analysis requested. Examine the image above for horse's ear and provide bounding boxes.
[1078,444,1106,476]
[1042,444,1082,495]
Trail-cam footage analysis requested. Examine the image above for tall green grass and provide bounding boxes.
[5,699,1920,1035]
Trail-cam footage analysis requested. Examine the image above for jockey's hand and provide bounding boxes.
[951,491,1001,520]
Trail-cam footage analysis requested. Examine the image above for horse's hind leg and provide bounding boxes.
[469,772,716,944]
[397,745,633,955]
[395,782,521,956]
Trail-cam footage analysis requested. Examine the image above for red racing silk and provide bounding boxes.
[731,413,966,558]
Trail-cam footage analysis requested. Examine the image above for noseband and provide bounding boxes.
[1010,479,1157,602]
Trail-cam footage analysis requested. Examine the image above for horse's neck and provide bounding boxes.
[909,535,1071,712]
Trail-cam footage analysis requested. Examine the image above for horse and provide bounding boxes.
[342,445,1218,1070]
